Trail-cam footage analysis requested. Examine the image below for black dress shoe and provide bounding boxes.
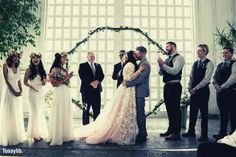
[198,136,209,142]
[136,136,147,143]
[213,134,226,140]
[182,132,196,137]
[160,131,172,137]
[165,133,181,140]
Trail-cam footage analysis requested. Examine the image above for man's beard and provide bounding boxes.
[137,56,142,60]
[166,49,172,55]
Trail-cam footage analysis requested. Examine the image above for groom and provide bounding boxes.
[123,46,151,143]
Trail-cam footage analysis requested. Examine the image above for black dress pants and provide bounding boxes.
[81,91,101,125]
[164,82,182,134]
[188,86,209,137]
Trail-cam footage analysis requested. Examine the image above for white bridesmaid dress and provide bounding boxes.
[0,65,26,146]
[27,75,48,139]
[48,68,74,145]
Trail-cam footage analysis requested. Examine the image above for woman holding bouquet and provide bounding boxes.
[48,52,74,145]
[24,52,48,141]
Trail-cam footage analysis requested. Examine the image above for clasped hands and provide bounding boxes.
[13,90,22,97]
[214,84,223,93]
[90,80,99,89]
[189,84,223,95]
[188,88,196,95]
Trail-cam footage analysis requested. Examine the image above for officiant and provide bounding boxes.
[78,52,105,125]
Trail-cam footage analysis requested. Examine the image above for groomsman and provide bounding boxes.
[78,52,105,125]
[213,47,236,140]
[112,50,126,88]
[182,44,214,141]
[158,41,185,140]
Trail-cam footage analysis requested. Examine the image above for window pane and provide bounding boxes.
[184,7,191,17]
[167,7,174,16]
[55,17,62,27]
[73,6,80,15]
[159,7,166,16]
[167,18,174,28]
[72,17,79,27]
[64,17,71,27]
[175,7,182,17]
[55,6,63,15]
[176,18,183,28]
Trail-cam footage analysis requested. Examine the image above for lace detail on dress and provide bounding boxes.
[115,62,137,144]
[118,88,137,144]
[123,63,135,81]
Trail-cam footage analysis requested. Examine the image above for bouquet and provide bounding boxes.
[49,68,70,86]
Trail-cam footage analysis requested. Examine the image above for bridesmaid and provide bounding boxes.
[24,52,48,141]
[0,51,26,146]
[48,52,74,145]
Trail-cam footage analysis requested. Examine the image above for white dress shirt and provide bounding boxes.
[159,52,185,83]
[88,61,96,73]
[221,61,236,89]
[213,60,236,89]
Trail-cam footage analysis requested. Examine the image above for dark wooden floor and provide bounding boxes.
[0,118,221,157]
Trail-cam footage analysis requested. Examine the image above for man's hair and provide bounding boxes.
[166,41,177,48]
[119,50,126,53]
[223,47,234,54]
[87,51,94,55]
[198,44,209,55]
[136,46,147,54]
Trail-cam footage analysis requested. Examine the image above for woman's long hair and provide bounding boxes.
[49,53,62,73]
[6,55,20,68]
[124,50,139,71]
[29,59,47,81]
[120,50,139,80]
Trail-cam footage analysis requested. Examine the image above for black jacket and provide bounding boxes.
[112,62,123,88]
[78,62,104,93]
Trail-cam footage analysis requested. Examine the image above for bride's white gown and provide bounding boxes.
[76,62,138,145]
[0,66,26,146]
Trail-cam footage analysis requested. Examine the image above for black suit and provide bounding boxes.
[112,62,123,88]
[78,62,104,125]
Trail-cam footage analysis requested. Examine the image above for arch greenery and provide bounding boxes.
[67,26,166,55]
[64,26,190,118]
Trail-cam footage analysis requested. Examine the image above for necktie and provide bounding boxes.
[91,63,95,78]
[222,62,228,69]
[198,60,203,68]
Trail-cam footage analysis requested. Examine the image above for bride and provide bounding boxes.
[76,50,145,145]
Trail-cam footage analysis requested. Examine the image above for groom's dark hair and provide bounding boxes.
[136,46,147,54]
[166,41,177,48]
